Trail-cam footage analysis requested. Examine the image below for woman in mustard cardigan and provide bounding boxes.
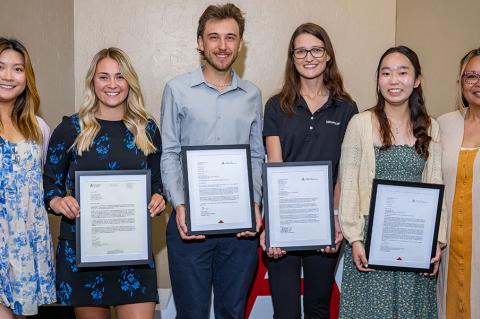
[437,48,480,319]
[338,46,447,319]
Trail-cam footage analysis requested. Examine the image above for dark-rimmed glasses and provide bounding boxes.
[462,71,480,85]
[292,47,326,59]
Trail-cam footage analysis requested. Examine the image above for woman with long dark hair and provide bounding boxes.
[338,46,447,318]
[261,23,357,319]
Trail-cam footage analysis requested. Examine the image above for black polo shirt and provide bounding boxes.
[263,94,358,184]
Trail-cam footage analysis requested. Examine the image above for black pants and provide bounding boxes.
[266,251,339,319]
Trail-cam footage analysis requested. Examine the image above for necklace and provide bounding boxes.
[390,121,409,135]
[206,80,231,87]
[300,90,329,99]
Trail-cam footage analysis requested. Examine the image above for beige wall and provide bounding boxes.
[74,0,396,115]
[73,0,396,288]
[0,0,75,254]
[1,0,396,290]
[0,0,75,128]
[1,0,479,297]
[396,0,480,117]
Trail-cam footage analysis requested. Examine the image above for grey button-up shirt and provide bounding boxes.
[160,66,264,209]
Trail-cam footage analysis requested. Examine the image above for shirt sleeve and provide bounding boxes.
[250,88,265,205]
[147,120,164,197]
[160,82,185,209]
[43,116,76,213]
[263,96,280,137]
[338,115,365,243]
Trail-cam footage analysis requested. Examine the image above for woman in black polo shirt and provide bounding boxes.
[261,23,357,319]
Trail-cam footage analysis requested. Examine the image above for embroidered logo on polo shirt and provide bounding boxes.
[325,120,340,125]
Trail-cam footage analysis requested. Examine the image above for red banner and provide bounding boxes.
[245,248,341,319]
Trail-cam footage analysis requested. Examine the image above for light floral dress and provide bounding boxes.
[0,136,56,316]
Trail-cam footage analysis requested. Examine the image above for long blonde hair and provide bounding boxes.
[75,47,156,155]
[456,48,480,113]
[0,38,42,143]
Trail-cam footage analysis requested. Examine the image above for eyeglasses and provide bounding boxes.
[292,47,326,59]
[462,71,480,85]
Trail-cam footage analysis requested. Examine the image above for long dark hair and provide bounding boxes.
[372,46,431,160]
[278,23,352,116]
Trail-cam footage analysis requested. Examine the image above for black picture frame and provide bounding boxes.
[181,144,256,235]
[263,161,335,251]
[365,179,444,272]
[75,170,152,267]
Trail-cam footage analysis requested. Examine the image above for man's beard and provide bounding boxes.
[203,49,238,72]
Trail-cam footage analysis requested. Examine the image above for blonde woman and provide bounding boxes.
[0,37,55,319]
[437,48,480,319]
[43,48,165,319]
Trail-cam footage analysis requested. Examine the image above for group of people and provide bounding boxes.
[0,3,478,319]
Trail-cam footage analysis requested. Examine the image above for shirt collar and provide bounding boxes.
[190,66,247,92]
[296,93,334,112]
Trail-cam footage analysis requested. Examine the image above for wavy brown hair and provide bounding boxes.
[0,37,42,143]
[456,48,480,112]
[196,3,245,57]
[279,23,353,116]
[372,46,431,159]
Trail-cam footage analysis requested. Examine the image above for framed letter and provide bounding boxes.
[75,170,151,267]
[365,179,444,272]
[182,145,255,235]
[264,161,334,251]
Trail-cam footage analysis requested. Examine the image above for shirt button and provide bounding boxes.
[310,116,314,120]
[217,116,221,119]
[217,137,220,141]
[309,126,313,130]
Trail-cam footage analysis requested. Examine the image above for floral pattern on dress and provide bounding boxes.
[124,128,137,154]
[119,267,146,296]
[57,281,72,304]
[59,240,78,273]
[94,134,110,159]
[0,137,56,316]
[43,115,162,306]
[84,275,105,304]
[340,145,436,319]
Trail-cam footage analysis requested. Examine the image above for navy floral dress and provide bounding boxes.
[43,115,162,306]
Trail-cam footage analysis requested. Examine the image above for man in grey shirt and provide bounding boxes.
[160,3,263,319]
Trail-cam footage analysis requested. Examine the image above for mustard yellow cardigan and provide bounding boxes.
[338,111,447,245]
[437,110,480,319]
